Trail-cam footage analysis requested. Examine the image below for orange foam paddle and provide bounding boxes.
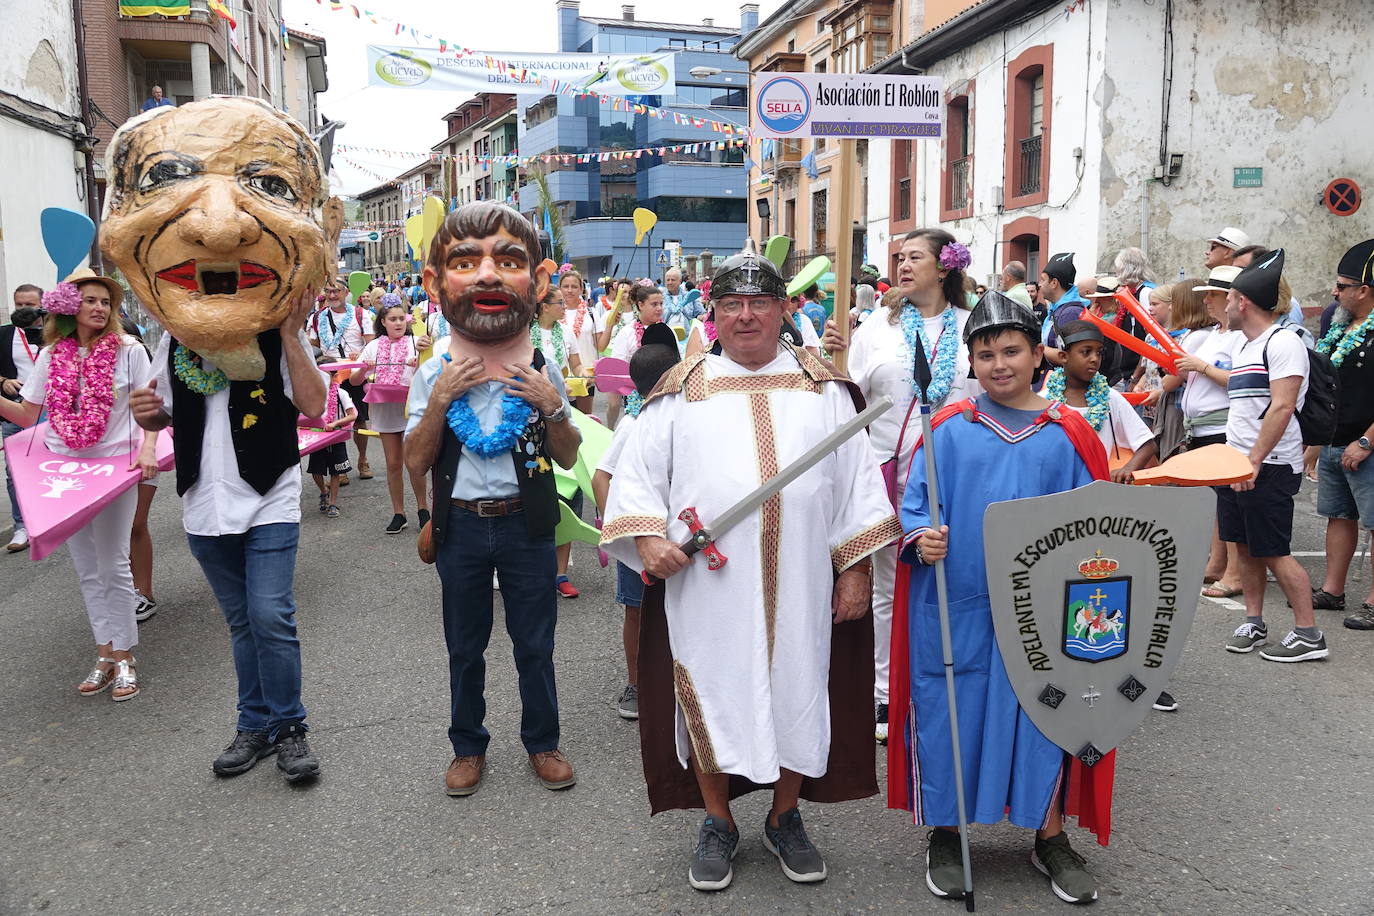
[1121,391,1150,406]
[1131,443,1252,486]
[1083,311,1178,374]
[1107,445,1134,472]
[1113,289,1187,360]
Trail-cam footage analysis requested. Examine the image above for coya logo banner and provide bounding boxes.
[365,46,678,97]
[982,480,1210,768]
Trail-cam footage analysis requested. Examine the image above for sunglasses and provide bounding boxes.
[1334,281,1368,293]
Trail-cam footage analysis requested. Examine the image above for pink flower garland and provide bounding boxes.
[323,380,340,426]
[46,334,120,450]
[634,321,646,346]
[374,334,409,386]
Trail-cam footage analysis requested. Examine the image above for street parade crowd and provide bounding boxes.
[4,96,1374,907]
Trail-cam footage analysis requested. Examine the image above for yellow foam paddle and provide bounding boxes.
[555,500,602,547]
[632,207,657,245]
[564,376,590,398]
[405,214,424,263]
[422,195,445,252]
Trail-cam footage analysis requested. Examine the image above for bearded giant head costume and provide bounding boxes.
[101,96,340,379]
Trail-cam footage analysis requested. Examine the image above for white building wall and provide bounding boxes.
[0,0,84,317]
[865,138,891,269]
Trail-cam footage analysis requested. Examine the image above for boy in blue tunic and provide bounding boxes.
[888,292,1114,905]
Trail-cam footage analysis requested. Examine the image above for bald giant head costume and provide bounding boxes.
[101,96,342,379]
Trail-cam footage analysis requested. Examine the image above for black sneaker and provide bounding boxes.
[274,723,320,783]
[875,702,889,744]
[1032,831,1098,903]
[212,730,277,777]
[385,514,407,534]
[1152,690,1179,712]
[763,807,827,883]
[1344,604,1374,630]
[688,815,740,892]
[925,828,965,899]
[134,593,159,623]
[418,508,431,529]
[617,684,639,720]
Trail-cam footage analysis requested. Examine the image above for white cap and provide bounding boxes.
[1208,227,1250,251]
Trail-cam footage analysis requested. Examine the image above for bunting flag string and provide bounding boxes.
[312,0,751,139]
[335,138,749,169]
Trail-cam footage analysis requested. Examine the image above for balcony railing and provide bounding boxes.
[947,156,970,211]
[1018,135,1042,196]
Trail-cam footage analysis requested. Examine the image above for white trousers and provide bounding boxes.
[66,486,139,652]
[872,542,896,704]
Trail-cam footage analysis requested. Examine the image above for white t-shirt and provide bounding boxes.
[152,330,323,535]
[312,306,370,358]
[531,323,573,374]
[1180,327,1239,437]
[1226,324,1309,472]
[610,322,642,363]
[596,412,637,476]
[1065,387,1155,462]
[562,302,603,368]
[846,305,978,462]
[789,312,821,349]
[20,335,153,458]
[9,328,40,385]
[357,334,418,387]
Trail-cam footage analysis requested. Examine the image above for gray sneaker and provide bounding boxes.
[617,684,639,720]
[762,807,827,883]
[925,828,965,899]
[1032,831,1098,903]
[1225,621,1268,653]
[1259,630,1329,663]
[688,816,739,892]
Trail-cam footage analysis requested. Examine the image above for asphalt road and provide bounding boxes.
[1,447,1370,916]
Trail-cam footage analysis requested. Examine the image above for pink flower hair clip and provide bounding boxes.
[42,282,82,316]
[939,242,972,272]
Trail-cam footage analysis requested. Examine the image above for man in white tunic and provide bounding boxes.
[601,242,900,893]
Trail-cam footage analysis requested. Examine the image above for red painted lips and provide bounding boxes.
[155,260,278,295]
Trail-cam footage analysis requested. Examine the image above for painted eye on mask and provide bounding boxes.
[137,158,199,191]
[247,174,298,202]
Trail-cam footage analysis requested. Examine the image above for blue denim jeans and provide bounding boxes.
[436,507,559,756]
[2,419,23,528]
[187,523,307,736]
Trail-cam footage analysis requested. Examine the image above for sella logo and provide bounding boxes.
[375,49,433,87]
[755,77,810,134]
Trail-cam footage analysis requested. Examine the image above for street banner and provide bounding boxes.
[367,45,677,97]
[752,73,943,139]
[982,480,1210,767]
[7,424,175,562]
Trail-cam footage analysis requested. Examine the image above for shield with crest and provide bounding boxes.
[983,480,1211,767]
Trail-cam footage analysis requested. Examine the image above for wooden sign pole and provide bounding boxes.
[830,138,857,373]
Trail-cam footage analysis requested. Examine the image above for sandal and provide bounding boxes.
[111,657,139,702]
[78,656,118,696]
[1201,583,1242,599]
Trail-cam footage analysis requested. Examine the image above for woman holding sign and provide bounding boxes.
[0,273,157,701]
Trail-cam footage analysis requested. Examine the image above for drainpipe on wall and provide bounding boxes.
[71,0,103,270]
[1139,179,1150,258]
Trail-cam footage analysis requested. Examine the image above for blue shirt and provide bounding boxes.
[142,97,174,111]
[406,353,570,500]
[1041,286,1087,346]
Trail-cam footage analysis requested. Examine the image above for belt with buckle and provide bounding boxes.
[452,497,524,517]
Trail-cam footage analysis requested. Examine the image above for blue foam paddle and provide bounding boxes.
[40,207,96,283]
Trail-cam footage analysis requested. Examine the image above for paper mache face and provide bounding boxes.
[101,96,339,379]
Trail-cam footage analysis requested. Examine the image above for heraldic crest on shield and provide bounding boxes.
[1063,551,1129,663]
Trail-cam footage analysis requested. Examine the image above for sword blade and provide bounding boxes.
[690,394,893,548]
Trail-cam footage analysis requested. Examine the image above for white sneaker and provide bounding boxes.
[134,593,159,623]
[5,527,28,552]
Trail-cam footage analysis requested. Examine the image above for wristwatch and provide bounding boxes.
[1358,436,1372,451]
[542,403,570,424]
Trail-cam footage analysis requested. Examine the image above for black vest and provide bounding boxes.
[429,350,559,541]
[168,332,300,497]
[0,325,42,402]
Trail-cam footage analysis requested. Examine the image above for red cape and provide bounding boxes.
[885,398,1117,846]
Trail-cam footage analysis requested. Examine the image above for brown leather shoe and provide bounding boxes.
[445,755,485,797]
[529,749,576,789]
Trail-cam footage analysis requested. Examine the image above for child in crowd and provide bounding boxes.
[591,336,681,720]
[601,283,666,428]
[309,369,357,519]
[893,292,1113,905]
[1042,320,1158,483]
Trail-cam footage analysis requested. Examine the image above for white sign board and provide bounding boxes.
[752,74,944,139]
[367,45,677,97]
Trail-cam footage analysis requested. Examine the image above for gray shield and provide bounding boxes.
[983,480,1212,767]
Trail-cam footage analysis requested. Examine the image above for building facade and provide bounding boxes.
[1,0,89,316]
[519,1,755,281]
[873,0,1370,304]
[282,26,328,133]
[356,181,406,278]
[433,93,518,209]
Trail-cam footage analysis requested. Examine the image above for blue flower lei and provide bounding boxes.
[318,308,353,352]
[1044,367,1111,430]
[625,391,645,417]
[1316,311,1374,367]
[899,302,959,404]
[446,390,536,458]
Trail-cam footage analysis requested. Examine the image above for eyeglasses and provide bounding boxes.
[1334,281,1368,293]
[715,299,780,317]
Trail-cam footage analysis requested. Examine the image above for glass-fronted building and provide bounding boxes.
[518,1,759,281]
